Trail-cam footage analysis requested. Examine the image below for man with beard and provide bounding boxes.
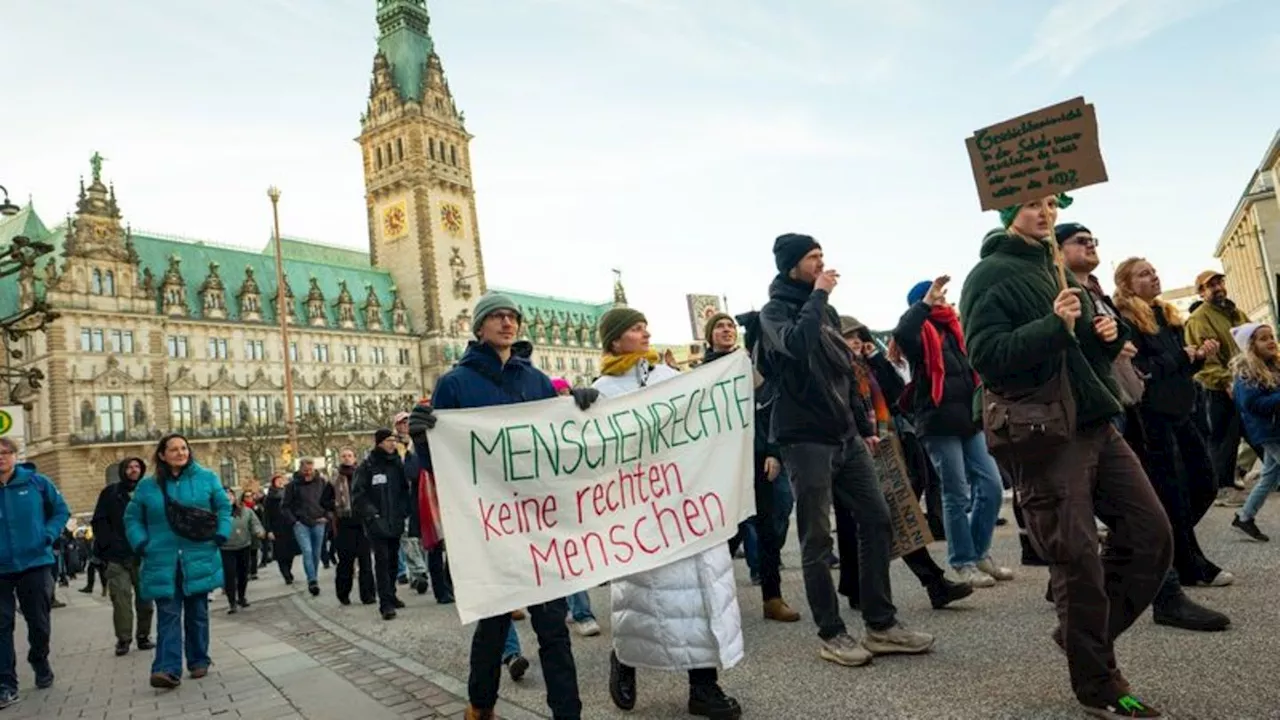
[329,447,375,606]
[1059,224,1231,632]
[703,311,800,623]
[759,233,934,668]
[91,457,155,656]
[1185,270,1260,499]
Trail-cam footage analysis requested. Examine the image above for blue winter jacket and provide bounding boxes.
[418,341,556,470]
[0,462,70,575]
[1234,376,1280,446]
[124,461,232,602]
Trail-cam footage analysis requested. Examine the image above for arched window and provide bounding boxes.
[429,138,436,160]
[450,145,458,166]
[219,456,237,489]
[91,269,103,295]
[104,270,116,296]
[396,137,404,161]
[375,147,383,170]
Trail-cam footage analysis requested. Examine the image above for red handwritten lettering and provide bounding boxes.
[682,497,707,537]
[497,502,514,535]
[562,537,583,577]
[479,498,501,541]
[529,539,559,587]
[608,524,634,564]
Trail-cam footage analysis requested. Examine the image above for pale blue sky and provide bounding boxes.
[6,0,1279,339]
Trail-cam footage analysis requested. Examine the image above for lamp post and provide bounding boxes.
[0,186,19,217]
[267,186,299,459]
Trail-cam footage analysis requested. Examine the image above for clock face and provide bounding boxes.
[382,202,408,239]
[440,203,463,235]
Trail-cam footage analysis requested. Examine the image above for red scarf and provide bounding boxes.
[919,305,975,406]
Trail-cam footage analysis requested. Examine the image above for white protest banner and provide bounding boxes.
[427,351,756,624]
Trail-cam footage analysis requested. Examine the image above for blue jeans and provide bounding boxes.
[502,624,521,662]
[1240,441,1280,521]
[773,467,794,550]
[293,523,327,584]
[152,577,210,676]
[922,432,1004,568]
[565,590,594,622]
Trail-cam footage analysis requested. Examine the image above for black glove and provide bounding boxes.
[408,404,436,438]
[569,387,600,411]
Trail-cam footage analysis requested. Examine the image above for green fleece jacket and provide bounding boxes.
[958,229,1128,430]
[1183,300,1248,392]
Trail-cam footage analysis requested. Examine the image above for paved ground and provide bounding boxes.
[14,498,1280,719]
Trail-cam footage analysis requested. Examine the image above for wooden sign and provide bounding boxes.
[871,434,934,559]
[966,97,1108,211]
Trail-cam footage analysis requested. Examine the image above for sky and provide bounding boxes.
[5,0,1280,340]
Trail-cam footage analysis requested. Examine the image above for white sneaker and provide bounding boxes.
[954,565,996,588]
[976,557,1015,582]
[1198,571,1234,588]
[573,618,601,637]
[819,632,873,667]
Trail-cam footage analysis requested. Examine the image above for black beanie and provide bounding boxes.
[1054,222,1090,246]
[374,428,395,445]
[773,233,821,274]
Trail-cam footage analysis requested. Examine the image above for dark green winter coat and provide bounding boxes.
[958,229,1128,430]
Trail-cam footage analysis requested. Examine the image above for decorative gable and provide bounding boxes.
[237,266,263,322]
[274,276,297,325]
[390,287,410,333]
[198,262,227,319]
[363,284,384,331]
[305,277,327,327]
[159,255,187,316]
[334,280,357,329]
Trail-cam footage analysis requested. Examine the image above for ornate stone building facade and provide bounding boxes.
[0,0,616,511]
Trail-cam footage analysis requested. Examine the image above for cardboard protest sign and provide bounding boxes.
[871,434,933,559]
[966,96,1108,211]
[426,352,755,624]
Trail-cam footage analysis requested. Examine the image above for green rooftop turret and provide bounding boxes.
[375,0,435,103]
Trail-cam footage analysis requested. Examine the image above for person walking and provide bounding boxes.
[124,433,232,690]
[595,306,744,719]
[0,437,70,709]
[960,194,1173,718]
[263,474,298,584]
[330,447,376,606]
[758,233,935,669]
[407,291,584,720]
[894,276,1012,587]
[90,456,155,656]
[352,429,411,621]
[1230,323,1280,541]
[282,458,329,597]
[221,488,264,614]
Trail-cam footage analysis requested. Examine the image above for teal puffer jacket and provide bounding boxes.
[124,461,232,602]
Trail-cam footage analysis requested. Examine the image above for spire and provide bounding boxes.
[375,0,435,103]
[612,268,628,307]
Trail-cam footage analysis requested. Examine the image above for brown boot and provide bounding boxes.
[763,598,800,622]
[464,706,496,720]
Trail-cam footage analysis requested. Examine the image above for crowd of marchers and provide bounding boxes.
[3,192,1278,720]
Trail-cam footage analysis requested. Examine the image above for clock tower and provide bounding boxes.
[359,0,486,385]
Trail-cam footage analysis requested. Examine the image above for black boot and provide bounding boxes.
[1153,594,1230,632]
[609,651,637,711]
[927,577,974,609]
[1020,534,1049,566]
[688,683,742,719]
[115,640,130,657]
[136,637,154,650]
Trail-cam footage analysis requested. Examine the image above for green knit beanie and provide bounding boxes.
[471,292,522,336]
[999,192,1074,229]
[703,312,735,345]
[599,307,647,352]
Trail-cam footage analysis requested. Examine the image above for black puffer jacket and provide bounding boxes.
[1129,305,1204,418]
[90,457,146,564]
[352,447,410,540]
[758,275,857,445]
[892,301,979,438]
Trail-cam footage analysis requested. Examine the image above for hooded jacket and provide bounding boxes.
[124,460,232,601]
[90,457,146,564]
[352,447,410,540]
[0,461,70,575]
[758,275,857,445]
[1185,299,1249,392]
[415,341,557,471]
[892,301,980,438]
[959,229,1128,430]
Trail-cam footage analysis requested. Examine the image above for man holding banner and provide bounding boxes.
[407,291,586,720]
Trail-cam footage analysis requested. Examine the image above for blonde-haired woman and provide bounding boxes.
[595,306,743,720]
[1230,322,1280,540]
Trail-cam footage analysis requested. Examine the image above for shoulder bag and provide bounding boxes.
[159,476,219,542]
[981,355,1076,461]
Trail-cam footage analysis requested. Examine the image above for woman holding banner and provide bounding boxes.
[594,306,744,720]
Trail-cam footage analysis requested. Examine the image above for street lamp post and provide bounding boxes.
[267,186,300,459]
[0,185,19,217]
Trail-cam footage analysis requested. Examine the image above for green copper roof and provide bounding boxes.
[376,0,435,103]
[263,236,371,269]
[493,287,614,345]
[132,231,401,330]
[0,204,49,247]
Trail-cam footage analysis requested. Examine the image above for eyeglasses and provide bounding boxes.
[1067,236,1099,248]
[0,450,14,457]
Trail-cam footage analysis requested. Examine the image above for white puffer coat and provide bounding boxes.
[594,360,745,671]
